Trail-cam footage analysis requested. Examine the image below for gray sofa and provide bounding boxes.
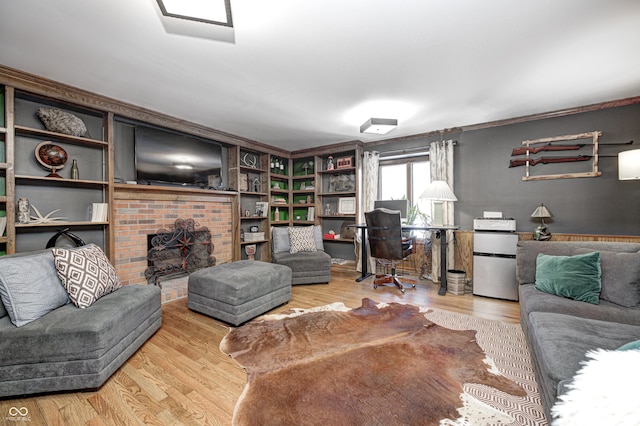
[516,240,640,421]
[271,226,331,285]
[0,249,162,397]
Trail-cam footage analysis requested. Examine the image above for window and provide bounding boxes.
[378,156,430,224]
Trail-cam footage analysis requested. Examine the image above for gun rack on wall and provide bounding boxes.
[517,131,602,181]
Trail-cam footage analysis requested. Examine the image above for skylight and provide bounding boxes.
[156,0,233,27]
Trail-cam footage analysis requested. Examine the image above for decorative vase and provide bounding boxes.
[70,159,79,180]
[275,207,280,221]
[17,198,30,224]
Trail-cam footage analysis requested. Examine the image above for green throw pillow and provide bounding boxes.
[617,340,640,351]
[534,252,601,304]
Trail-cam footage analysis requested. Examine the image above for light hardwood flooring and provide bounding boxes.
[0,266,520,425]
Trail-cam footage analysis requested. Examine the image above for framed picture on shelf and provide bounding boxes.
[338,197,356,215]
[255,201,269,217]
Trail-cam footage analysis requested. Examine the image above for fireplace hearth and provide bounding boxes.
[145,218,216,286]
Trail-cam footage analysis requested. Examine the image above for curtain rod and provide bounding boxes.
[376,140,457,157]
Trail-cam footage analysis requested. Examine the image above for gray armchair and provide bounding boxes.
[271,226,331,285]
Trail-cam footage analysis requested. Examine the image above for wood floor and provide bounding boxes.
[0,266,520,425]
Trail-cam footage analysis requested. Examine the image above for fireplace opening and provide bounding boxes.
[145,218,216,286]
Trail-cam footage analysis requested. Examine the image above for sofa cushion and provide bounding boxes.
[0,250,70,327]
[519,284,640,327]
[528,312,640,400]
[53,244,121,308]
[289,226,317,253]
[573,249,640,307]
[535,252,601,304]
[516,241,640,285]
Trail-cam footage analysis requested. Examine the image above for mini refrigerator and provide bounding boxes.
[473,230,519,301]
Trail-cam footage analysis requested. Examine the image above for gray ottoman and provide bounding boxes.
[187,260,292,326]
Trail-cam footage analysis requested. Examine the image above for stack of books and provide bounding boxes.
[90,203,108,222]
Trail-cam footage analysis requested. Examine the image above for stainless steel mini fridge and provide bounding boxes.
[473,231,519,301]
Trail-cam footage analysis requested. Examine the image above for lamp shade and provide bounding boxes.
[419,180,458,201]
[619,149,640,180]
[531,203,553,219]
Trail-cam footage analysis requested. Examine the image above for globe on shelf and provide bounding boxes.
[35,141,68,178]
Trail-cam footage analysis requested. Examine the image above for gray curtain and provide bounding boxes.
[429,140,455,282]
[356,150,379,273]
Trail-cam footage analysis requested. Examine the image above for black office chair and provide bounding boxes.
[365,208,417,293]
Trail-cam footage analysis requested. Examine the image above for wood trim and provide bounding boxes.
[292,140,363,157]
[4,87,15,254]
[113,184,237,202]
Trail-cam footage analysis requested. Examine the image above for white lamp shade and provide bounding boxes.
[619,149,640,180]
[419,180,458,201]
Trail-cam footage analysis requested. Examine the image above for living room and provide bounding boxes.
[1,1,640,425]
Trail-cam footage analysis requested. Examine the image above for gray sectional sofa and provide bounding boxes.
[516,240,640,421]
[0,249,162,397]
[271,226,331,285]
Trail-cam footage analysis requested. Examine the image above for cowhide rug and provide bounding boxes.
[220,298,546,425]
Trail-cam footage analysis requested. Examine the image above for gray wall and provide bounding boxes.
[370,103,640,236]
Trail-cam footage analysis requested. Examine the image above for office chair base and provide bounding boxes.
[373,274,417,293]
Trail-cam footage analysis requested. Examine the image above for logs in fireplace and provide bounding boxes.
[145,218,216,286]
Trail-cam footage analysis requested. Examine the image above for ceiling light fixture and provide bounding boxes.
[156,0,233,27]
[360,118,398,135]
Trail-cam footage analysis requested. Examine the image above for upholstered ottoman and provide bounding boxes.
[187,260,292,326]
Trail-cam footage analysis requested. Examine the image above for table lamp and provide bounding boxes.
[419,181,457,226]
[531,203,553,241]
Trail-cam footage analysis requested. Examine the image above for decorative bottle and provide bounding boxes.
[275,207,280,221]
[274,158,280,174]
[270,157,275,172]
[70,159,79,180]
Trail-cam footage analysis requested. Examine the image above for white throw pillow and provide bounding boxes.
[53,244,121,308]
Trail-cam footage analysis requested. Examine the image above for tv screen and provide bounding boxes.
[374,199,409,219]
[135,125,222,187]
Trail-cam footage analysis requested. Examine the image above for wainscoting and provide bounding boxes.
[453,230,640,280]
[112,185,237,303]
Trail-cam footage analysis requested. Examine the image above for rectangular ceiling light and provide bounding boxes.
[360,118,398,135]
[157,0,233,27]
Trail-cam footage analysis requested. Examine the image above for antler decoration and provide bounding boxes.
[30,204,67,224]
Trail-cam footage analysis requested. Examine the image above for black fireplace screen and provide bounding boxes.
[145,218,216,286]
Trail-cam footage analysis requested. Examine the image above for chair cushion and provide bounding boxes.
[273,226,324,253]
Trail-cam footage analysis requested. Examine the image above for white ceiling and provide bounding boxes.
[2,0,639,151]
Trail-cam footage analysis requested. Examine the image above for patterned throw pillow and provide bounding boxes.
[52,244,121,308]
[289,226,317,254]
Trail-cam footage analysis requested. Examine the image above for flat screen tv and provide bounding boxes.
[135,125,223,187]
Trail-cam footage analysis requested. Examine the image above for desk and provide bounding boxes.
[349,224,460,296]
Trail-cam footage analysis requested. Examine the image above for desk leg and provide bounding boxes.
[356,227,372,282]
[438,229,447,296]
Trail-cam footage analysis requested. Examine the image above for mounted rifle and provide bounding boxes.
[512,140,633,156]
[509,155,592,168]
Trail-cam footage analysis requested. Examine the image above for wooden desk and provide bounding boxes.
[349,224,460,296]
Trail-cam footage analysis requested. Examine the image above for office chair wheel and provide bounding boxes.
[400,288,405,293]
[373,285,378,289]
[412,284,416,288]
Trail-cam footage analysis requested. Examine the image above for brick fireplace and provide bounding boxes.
[113,186,236,303]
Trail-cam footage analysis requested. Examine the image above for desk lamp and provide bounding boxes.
[531,203,553,241]
[419,181,457,226]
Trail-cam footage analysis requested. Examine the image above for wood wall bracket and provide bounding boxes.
[519,131,602,181]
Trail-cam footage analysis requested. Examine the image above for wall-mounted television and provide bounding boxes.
[135,125,223,188]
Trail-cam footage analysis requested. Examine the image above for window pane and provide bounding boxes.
[412,161,431,224]
[380,164,407,201]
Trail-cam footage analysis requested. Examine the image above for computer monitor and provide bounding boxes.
[373,199,409,221]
